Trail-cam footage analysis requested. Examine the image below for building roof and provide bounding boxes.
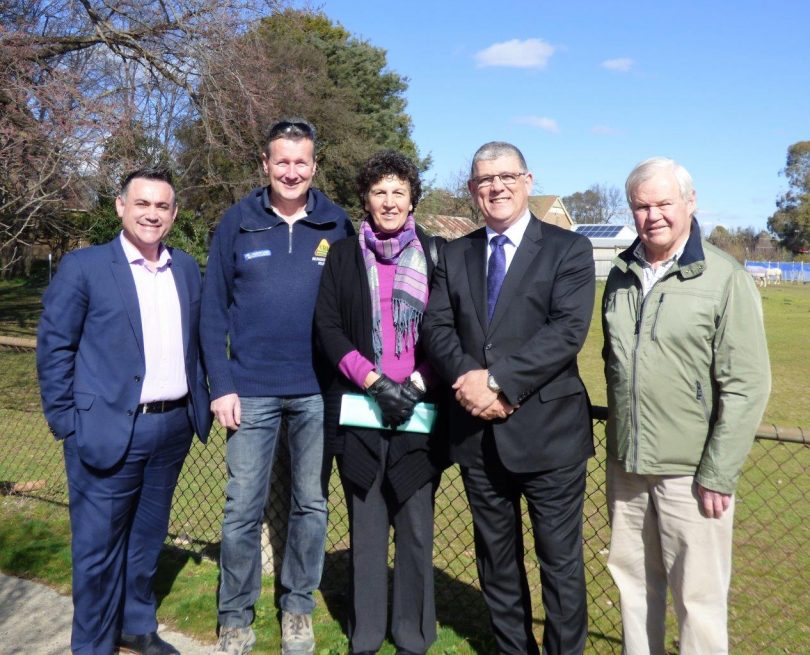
[417,195,575,239]
[417,214,478,239]
[528,195,573,229]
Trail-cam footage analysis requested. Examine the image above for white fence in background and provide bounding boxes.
[745,260,808,285]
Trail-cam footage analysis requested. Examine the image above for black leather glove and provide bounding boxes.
[367,374,415,428]
[400,379,426,405]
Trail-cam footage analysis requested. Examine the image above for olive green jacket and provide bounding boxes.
[601,220,770,494]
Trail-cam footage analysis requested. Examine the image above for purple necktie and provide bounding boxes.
[487,234,509,323]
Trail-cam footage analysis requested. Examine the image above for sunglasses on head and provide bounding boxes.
[268,120,316,142]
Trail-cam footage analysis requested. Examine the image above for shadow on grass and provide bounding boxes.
[319,547,622,654]
[320,548,497,654]
[152,546,204,610]
[0,507,623,653]
[0,504,73,591]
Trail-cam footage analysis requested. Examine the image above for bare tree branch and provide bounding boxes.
[0,0,285,275]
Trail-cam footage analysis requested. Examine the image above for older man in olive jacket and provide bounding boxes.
[602,157,770,655]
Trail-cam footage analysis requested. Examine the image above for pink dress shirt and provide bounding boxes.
[120,233,188,403]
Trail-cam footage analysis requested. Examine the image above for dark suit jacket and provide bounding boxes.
[37,237,212,470]
[422,215,595,473]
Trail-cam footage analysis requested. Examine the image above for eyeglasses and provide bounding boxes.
[471,172,526,188]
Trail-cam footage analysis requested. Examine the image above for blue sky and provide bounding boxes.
[319,0,809,232]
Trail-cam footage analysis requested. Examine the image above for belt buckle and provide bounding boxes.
[142,401,160,414]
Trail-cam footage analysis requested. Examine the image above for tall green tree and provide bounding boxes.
[767,141,810,253]
[708,225,758,263]
[178,9,426,225]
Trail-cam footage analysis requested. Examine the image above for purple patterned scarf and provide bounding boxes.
[359,214,429,368]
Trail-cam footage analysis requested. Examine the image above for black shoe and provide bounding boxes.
[117,631,180,655]
[396,651,424,655]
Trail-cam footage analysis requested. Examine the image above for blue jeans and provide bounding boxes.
[218,395,327,626]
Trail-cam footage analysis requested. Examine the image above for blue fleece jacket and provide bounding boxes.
[201,187,354,399]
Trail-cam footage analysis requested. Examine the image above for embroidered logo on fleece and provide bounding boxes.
[244,249,271,261]
[312,239,330,265]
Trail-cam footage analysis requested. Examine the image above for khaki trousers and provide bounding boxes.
[606,459,735,655]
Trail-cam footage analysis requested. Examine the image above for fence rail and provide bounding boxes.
[1,340,807,653]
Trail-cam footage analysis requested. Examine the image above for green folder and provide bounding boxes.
[339,393,437,433]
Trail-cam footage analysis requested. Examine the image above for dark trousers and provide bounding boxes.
[342,438,437,654]
[63,406,193,655]
[461,456,589,655]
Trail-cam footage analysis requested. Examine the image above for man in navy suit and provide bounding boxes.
[37,168,212,655]
[423,142,595,654]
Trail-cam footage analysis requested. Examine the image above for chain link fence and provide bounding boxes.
[1,339,807,653]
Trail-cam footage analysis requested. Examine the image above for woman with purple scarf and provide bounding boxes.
[315,151,446,655]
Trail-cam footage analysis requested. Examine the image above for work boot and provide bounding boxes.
[280,611,315,654]
[211,626,256,655]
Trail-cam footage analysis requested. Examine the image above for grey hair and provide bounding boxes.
[470,141,528,179]
[625,157,694,205]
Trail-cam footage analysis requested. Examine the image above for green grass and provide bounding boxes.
[1,281,808,653]
[0,278,45,339]
[0,498,72,589]
[756,285,810,425]
[731,438,810,652]
[0,499,351,653]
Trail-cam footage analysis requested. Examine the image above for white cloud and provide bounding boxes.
[514,116,559,133]
[591,124,620,136]
[601,57,634,72]
[475,38,555,69]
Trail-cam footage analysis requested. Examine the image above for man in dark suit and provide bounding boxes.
[423,142,595,655]
[37,168,212,655]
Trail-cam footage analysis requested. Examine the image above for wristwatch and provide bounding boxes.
[487,372,501,394]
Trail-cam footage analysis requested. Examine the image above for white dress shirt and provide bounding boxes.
[633,237,688,297]
[484,209,532,274]
[120,233,188,403]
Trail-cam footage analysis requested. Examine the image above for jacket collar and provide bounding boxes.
[239,187,338,231]
[108,238,144,356]
[615,217,705,279]
[464,213,544,334]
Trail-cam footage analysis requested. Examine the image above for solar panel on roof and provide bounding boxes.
[574,224,626,238]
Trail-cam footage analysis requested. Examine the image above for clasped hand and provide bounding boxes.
[453,369,516,420]
[367,375,424,428]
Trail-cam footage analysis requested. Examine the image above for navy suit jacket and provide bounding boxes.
[37,237,212,470]
[423,215,596,472]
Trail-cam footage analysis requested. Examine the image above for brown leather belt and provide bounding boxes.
[137,395,187,414]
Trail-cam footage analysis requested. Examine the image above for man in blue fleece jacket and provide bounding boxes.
[201,119,354,655]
